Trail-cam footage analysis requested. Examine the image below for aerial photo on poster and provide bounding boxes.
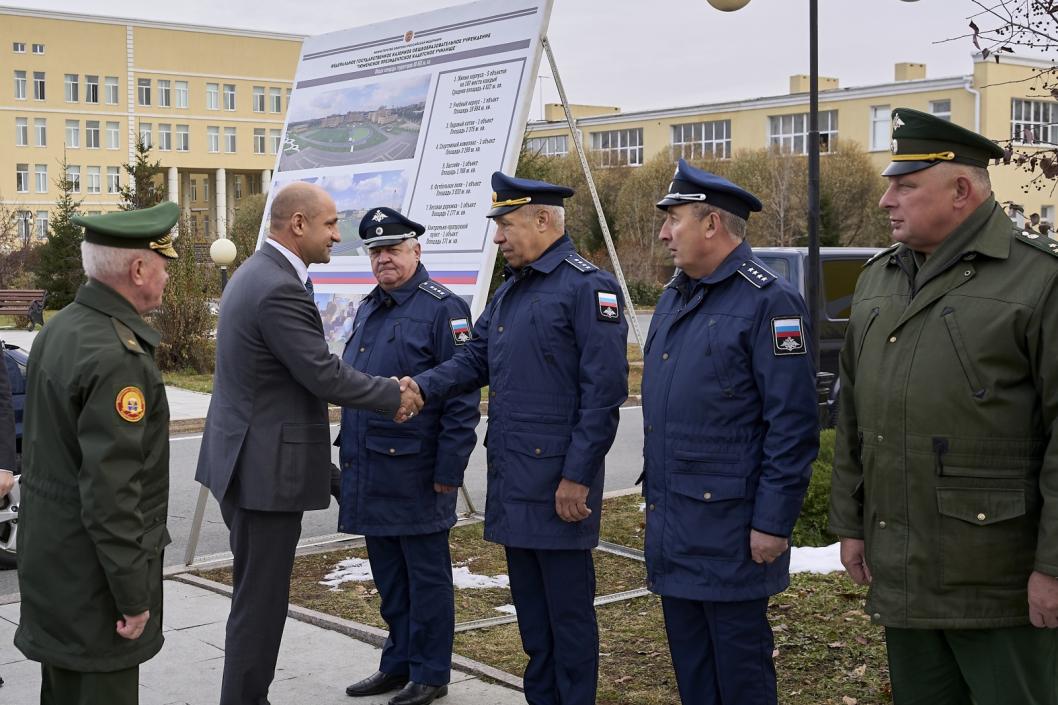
[278,74,430,171]
[315,293,362,354]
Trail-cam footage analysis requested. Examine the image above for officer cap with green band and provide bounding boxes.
[71,201,180,259]
[882,107,1005,177]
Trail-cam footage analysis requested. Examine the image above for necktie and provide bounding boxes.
[304,277,314,297]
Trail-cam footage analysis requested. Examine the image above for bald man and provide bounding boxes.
[196,182,422,705]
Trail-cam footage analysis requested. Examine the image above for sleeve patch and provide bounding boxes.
[596,290,621,322]
[772,316,807,356]
[116,386,147,422]
[449,317,472,345]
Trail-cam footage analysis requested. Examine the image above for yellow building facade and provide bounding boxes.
[1,7,302,241]
[527,56,1058,229]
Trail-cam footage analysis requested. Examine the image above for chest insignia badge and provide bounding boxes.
[116,386,146,422]
[450,317,472,345]
[596,290,620,322]
[772,316,807,356]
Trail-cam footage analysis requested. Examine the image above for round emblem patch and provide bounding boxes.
[375,226,384,235]
[116,386,146,423]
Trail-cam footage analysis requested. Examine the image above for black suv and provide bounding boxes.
[752,247,881,423]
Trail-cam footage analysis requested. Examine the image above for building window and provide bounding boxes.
[33,71,45,100]
[176,124,189,151]
[66,165,80,192]
[253,128,265,154]
[34,118,45,146]
[16,164,29,193]
[158,79,171,107]
[525,135,569,157]
[175,80,188,108]
[12,42,25,53]
[190,179,197,201]
[64,73,78,102]
[768,110,838,154]
[105,76,119,104]
[223,84,236,111]
[270,129,281,154]
[930,99,952,121]
[65,120,80,148]
[286,87,292,108]
[140,122,152,149]
[253,86,265,112]
[224,126,236,153]
[158,123,172,151]
[84,74,99,104]
[206,83,219,110]
[137,78,151,106]
[235,176,243,199]
[207,126,219,153]
[87,166,101,194]
[1041,205,1055,226]
[15,211,31,241]
[670,120,731,159]
[31,43,44,54]
[106,121,119,149]
[869,105,890,151]
[270,87,282,113]
[1011,98,1058,144]
[15,117,28,146]
[107,166,120,193]
[590,128,644,166]
[35,211,48,240]
[14,70,26,100]
[34,164,47,193]
[203,176,210,201]
[85,120,100,148]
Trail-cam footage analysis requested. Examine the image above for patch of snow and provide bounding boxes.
[494,604,517,615]
[789,542,843,574]
[452,566,509,589]
[638,502,645,512]
[318,557,511,590]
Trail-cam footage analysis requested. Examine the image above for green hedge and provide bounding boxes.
[791,429,837,547]
[627,279,664,306]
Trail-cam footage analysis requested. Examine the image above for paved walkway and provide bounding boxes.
[0,579,524,705]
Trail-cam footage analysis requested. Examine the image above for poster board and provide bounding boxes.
[260,0,555,353]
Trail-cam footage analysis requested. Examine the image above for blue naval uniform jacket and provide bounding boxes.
[338,265,480,536]
[642,241,819,602]
[415,235,628,550]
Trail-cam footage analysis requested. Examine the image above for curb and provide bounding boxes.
[168,398,644,436]
[169,573,524,692]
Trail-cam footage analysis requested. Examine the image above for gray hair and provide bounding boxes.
[525,204,565,232]
[690,203,747,240]
[81,241,141,283]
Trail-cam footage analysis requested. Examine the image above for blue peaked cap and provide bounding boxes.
[487,171,575,217]
[656,159,763,220]
[359,207,425,249]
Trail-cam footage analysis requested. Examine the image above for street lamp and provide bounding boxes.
[209,237,237,292]
[706,0,751,9]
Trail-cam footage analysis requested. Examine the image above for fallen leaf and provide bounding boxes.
[843,696,858,705]
[854,635,869,645]
[614,676,633,684]
[828,641,846,649]
[853,664,867,677]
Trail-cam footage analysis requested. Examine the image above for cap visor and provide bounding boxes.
[881,160,938,177]
[486,204,523,218]
[364,234,417,249]
[655,196,683,211]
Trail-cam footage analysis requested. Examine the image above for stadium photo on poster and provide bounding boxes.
[278,74,430,171]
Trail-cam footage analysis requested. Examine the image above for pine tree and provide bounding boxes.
[118,138,167,210]
[34,156,84,309]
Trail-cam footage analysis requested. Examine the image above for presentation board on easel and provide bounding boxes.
[260,0,555,353]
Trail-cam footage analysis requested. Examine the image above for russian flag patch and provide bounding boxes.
[450,317,471,345]
[596,290,620,322]
[772,316,806,355]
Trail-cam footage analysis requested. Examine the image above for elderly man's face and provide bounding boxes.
[137,252,170,314]
[878,165,962,254]
[491,206,550,269]
[658,203,715,278]
[369,240,420,290]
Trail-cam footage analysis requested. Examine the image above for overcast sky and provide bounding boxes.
[8,0,1046,117]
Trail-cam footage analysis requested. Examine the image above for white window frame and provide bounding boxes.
[670,120,732,160]
[206,83,218,110]
[525,134,569,157]
[16,211,31,241]
[34,164,47,193]
[869,105,890,151]
[929,99,952,122]
[34,118,45,146]
[270,87,282,113]
[176,124,189,151]
[224,126,236,153]
[86,166,101,194]
[223,84,236,111]
[106,121,119,149]
[207,126,219,153]
[158,123,172,151]
[106,166,120,193]
[12,42,25,53]
[105,76,119,104]
[137,78,151,106]
[15,164,29,193]
[14,70,26,100]
[252,86,265,113]
[65,119,80,148]
[768,109,839,154]
[1011,98,1058,145]
[270,129,281,154]
[66,164,80,192]
[253,128,265,154]
[85,75,99,104]
[589,128,644,167]
[31,43,44,54]
[140,122,152,149]
[35,211,48,240]
[33,71,45,100]
[158,79,171,107]
[85,120,100,149]
[64,73,78,102]
[15,117,28,146]
[175,80,188,108]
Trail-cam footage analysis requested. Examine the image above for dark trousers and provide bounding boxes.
[366,531,454,686]
[661,596,776,705]
[886,625,1058,705]
[505,547,597,705]
[40,664,138,705]
[219,497,303,705]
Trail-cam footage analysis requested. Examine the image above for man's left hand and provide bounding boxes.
[555,478,591,522]
[1028,570,1058,628]
[0,470,14,499]
[750,529,788,565]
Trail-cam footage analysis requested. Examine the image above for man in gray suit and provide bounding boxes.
[195,182,422,705]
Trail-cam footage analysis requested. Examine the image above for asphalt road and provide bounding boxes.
[0,407,645,596]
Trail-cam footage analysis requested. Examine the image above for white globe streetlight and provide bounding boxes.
[209,237,237,292]
[705,0,751,10]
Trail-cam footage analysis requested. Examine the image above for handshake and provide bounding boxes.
[392,376,425,423]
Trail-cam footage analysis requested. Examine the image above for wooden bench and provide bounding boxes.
[0,290,47,330]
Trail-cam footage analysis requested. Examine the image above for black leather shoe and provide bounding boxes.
[388,682,448,705]
[345,671,409,697]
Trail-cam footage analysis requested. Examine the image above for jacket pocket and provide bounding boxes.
[504,431,569,503]
[705,318,735,398]
[936,487,1035,587]
[364,434,428,499]
[668,473,749,560]
[854,307,880,366]
[278,423,331,500]
[940,307,987,400]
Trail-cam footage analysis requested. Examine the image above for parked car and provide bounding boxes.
[0,342,28,566]
[752,246,881,425]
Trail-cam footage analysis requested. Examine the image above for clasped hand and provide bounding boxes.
[392,376,424,423]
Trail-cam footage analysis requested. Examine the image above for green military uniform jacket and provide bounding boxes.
[15,280,171,671]
[830,197,1058,629]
